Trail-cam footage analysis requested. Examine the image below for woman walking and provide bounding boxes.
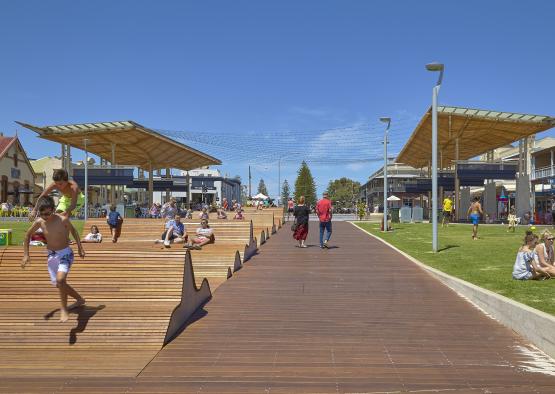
[293,196,310,248]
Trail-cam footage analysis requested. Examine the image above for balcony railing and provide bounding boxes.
[369,185,406,194]
[532,166,554,180]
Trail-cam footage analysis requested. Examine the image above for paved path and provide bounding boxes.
[3,222,555,393]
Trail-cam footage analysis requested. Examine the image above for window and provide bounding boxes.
[13,151,18,167]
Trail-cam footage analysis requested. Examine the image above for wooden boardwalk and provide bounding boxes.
[3,222,555,392]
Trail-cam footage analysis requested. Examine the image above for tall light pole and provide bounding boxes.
[278,157,281,207]
[380,117,391,231]
[426,62,444,253]
[83,138,89,221]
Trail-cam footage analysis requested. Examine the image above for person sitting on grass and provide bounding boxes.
[513,231,550,280]
[184,219,214,250]
[233,208,244,220]
[82,225,102,243]
[155,215,187,248]
[533,230,555,277]
[106,205,123,243]
[217,208,228,219]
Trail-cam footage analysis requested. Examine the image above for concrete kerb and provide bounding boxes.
[350,221,555,361]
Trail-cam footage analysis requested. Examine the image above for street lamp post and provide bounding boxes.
[278,157,281,207]
[379,117,391,231]
[83,138,89,221]
[426,62,444,253]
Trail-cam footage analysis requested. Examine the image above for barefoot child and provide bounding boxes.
[22,196,86,322]
[30,169,85,220]
[106,205,123,242]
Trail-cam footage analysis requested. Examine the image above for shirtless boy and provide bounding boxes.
[30,169,84,220]
[22,196,86,322]
[467,197,484,240]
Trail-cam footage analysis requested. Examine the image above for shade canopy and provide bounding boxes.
[252,193,268,200]
[396,106,555,169]
[16,120,221,171]
[386,195,401,201]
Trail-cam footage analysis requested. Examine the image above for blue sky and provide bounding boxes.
[1,1,554,198]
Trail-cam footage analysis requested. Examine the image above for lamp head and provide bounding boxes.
[425,62,444,72]
[379,117,391,123]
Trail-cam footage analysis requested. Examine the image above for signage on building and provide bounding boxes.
[10,168,20,179]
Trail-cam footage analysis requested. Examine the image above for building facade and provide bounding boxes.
[0,135,36,205]
[359,163,426,211]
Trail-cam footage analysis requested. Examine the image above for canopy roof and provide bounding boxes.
[16,120,221,170]
[396,106,555,169]
[252,193,269,200]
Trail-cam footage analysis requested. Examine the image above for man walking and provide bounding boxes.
[316,192,333,249]
[442,194,453,227]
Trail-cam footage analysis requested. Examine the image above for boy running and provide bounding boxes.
[22,196,86,323]
[30,169,85,220]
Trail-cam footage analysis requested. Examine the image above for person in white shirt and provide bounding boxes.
[82,225,103,243]
[184,219,214,250]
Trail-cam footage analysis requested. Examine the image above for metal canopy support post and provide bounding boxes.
[454,137,460,221]
[551,149,554,177]
[148,162,154,208]
[186,171,191,209]
[110,143,116,204]
[165,168,171,202]
[67,145,72,179]
[83,139,89,221]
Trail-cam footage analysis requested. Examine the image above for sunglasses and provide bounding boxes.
[548,238,555,241]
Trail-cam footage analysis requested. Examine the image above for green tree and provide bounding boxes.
[357,201,367,220]
[281,179,290,208]
[326,177,361,210]
[257,178,268,196]
[294,161,317,207]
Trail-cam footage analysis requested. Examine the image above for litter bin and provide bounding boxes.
[0,229,12,246]
[390,208,400,223]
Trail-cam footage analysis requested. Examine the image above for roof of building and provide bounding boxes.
[396,105,555,169]
[0,136,16,160]
[17,120,222,171]
[0,135,36,177]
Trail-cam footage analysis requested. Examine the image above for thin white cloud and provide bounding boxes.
[289,106,328,117]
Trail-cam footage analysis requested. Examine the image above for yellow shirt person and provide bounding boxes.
[442,196,453,227]
[443,197,453,212]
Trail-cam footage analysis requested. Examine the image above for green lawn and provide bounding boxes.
[0,220,85,247]
[354,222,555,316]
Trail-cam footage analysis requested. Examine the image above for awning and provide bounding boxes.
[396,106,555,169]
[16,120,221,170]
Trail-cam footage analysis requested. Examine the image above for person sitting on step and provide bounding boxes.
[217,208,228,219]
[82,225,102,243]
[184,219,214,250]
[155,215,187,248]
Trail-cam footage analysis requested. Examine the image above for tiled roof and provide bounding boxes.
[0,136,16,160]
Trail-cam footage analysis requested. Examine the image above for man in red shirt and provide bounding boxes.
[315,192,333,248]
